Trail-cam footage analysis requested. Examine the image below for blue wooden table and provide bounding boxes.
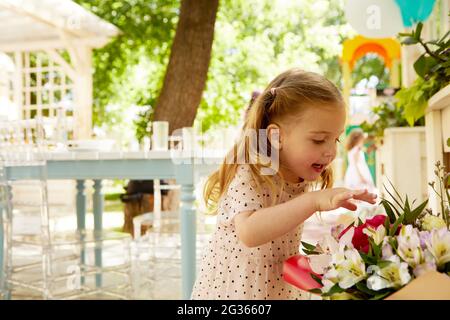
[1,150,220,299]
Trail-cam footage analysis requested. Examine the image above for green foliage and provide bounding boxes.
[196,0,352,132]
[394,76,441,126]
[396,22,450,126]
[381,178,429,228]
[76,0,353,140]
[359,101,424,145]
[301,241,320,255]
[351,54,390,89]
[74,0,180,143]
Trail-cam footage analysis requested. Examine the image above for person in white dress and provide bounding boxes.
[344,129,375,192]
[343,129,379,220]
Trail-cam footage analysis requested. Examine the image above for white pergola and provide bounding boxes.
[0,0,120,139]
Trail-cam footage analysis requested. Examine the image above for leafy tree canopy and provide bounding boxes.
[75,0,354,143]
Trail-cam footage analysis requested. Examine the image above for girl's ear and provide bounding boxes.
[266,124,281,150]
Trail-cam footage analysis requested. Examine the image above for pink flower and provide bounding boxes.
[283,255,323,291]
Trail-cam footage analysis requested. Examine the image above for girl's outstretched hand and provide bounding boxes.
[314,188,377,212]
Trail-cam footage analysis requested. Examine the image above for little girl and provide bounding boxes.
[344,128,376,193]
[192,69,377,300]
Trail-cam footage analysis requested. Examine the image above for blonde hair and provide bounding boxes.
[345,128,365,151]
[204,68,345,214]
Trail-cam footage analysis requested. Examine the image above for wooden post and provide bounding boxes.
[13,52,23,120]
[70,45,93,140]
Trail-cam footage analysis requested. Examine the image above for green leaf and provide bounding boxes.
[414,22,423,40]
[310,273,323,286]
[384,214,391,232]
[404,195,411,214]
[358,217,364,227]
[429,63,443,73]
[368,238,381,259]
[390,214,404,236]
[388,238,398,251]
[402,37,419,45]
[382,198,401,218]
[382,199,397,223]
[405,199,428,225]
[370,291,393,300]
[355,282,379,296]
[308,288,322,294]
[303,249,320,255]
[384,179,404,209]
[322,283,345,296]
[301,241,317,251]
[414,55,439,78]
[377,260,392,268]
[360,252,377,265]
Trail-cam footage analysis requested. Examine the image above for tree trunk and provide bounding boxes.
[153,0,219,134]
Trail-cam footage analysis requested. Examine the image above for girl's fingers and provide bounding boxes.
[336,192,354,203]
[341,201,357,211]
[353,192,377,202]
[352,189,367,196]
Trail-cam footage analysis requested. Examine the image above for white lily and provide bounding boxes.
[331,224,346,241]
[309,229,355,275]
[366,255,411,291]
[325,247,367,289]
[381,238,395,260]
[396,225,423,268]
[413,253,437,277]
[363,224,386,245]
[321,277,337,293]
[425,227,450,267]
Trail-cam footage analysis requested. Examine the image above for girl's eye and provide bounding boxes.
[313,140,325,144]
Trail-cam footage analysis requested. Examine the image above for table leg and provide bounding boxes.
[180,183,196,299]
[76,180,86,286]
[93,179,103,288]
[1,185,13,299]
[0,203,4,298]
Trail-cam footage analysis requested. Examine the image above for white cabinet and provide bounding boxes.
[425,84,450,213]
[376,127,427,204]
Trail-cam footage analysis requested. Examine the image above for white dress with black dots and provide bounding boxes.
[191,165,310,300]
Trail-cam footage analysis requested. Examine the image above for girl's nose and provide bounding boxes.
[324,147,336,159]
[323,151,334,159]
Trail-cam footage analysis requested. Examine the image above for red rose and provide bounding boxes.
[338,215,388,253]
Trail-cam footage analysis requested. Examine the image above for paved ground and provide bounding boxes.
[8,195,378,299]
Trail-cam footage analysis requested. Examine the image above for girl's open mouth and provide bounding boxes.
[312,163,325,173]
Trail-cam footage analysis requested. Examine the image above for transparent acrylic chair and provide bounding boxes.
[132,178,211,298]
[0,119,132,299]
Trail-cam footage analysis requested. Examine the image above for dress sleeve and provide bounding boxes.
[217,165,265,225]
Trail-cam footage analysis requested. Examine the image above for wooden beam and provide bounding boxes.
[44,49,76,81]
[71,45,93,140]
[0,36,112,52]
[0,1,82,39]
[13,51,22,120]
[425,111,444,214]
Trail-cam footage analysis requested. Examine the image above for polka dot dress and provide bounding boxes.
[192,165,310,300]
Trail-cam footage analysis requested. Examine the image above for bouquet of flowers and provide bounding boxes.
[283,161,450,300]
